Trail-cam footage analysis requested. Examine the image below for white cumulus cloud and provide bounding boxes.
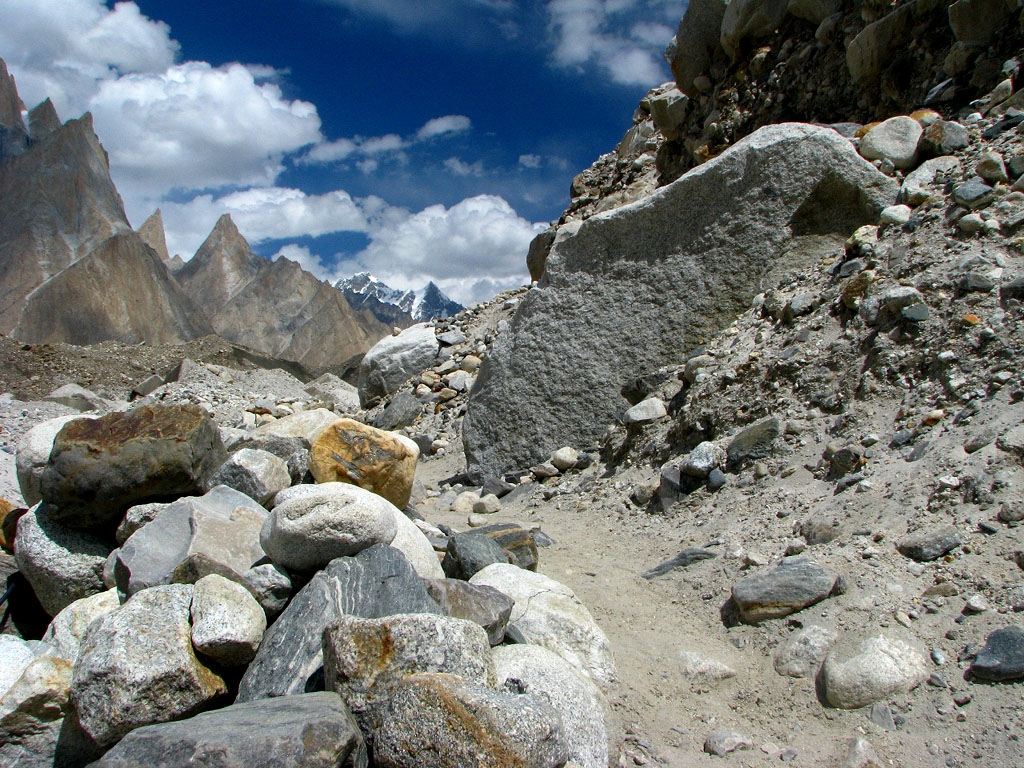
[417,114,472,140]
[299,115,471,168]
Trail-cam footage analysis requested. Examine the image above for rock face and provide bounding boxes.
[90,692,367,768]
[41,404,226,530]
[176,215,388,372]
[0,71,208,345]
[464,123,897,479]
[71,584,227,747]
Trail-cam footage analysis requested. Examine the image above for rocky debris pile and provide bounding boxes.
[0,394,617,767]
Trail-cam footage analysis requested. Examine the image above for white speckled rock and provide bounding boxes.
[190,574,267,666]
[389,509,444,579]
[822,635,928,709]
[42,589,121,664]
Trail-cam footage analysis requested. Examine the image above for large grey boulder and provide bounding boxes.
[731,557,838,623]
[71,584,227,747]
[357,324,442,407]
[14,503,110,616]
[372,672,568,768]
[470,563,616,692]
[389,508,445,579]
[237,544,440,702]
[464,124,897,480]
[90,692,367,768]
[323,613,496,728]
[114,485,268,598]
[40,404,226,530]
[667,0,729,97]
[493,644,613,768]
[260,482,398,573]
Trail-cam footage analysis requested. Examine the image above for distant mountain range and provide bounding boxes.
[336,272,463,326]
[0,57,465,374]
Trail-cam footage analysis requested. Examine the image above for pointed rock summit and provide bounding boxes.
[178,217,389,371]
[137,209,171,263]
[0,59,209,345]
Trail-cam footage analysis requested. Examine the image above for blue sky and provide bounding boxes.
[1,0,684,303]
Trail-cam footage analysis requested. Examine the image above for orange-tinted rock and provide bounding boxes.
[309,418,418,508]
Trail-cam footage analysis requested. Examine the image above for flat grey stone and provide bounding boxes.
[442,531,509,579]
[90,692,367,768]
[896,525,961,562]
[425,578,515,645]
[969,626,1024,681]
[731,557,838,623]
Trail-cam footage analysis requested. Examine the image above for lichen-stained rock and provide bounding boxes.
[470,563,616,692]
[372,673,568,768]
[260,482,398,573]
[357,323,442,407]
[322,614,497,727]
[237,544,440,702]
[190,574,267,667]
[71,584,227,747]
[424,579,514,646]
[90,692,367,768]
[40,404,226,530]
[114,485,268,598]
[493,644,613,768]
[309,418,419,508]
[464,124,897,481]
[731,557,838,624]
[16,414,96,507]
[822,635,928,709]
[14,503,110,616]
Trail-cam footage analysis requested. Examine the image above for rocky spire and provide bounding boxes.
[138,209,171,263]
[27,98,61,141]
[0,59,29,163]
[175,214,266,311]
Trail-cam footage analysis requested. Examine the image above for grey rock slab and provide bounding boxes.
[249,407,339,445]
[442,531,509,579]
[114,485,268,597]
[41,588,120,664]
[969,625,1024,681]
[116,500,170,544]
[470,563,616,691]
[493,644,612,768]
[236,544,440,702]
[14,503,110,617]
[424,578,514,645]
[901,155,960,205]
[731,557,838,624]
[190,574,267,667]
[372,672,568,768]
[953,178,996,209]
[896,525,961,561]
[239,562,292,620]
[90,692,367,768]
[204,448,290,506]
[71,584,227,747]
[727,417,784,466]
[822,635,928,709]
[40,404,226,530]
[260,482,398,573]
[371,392,423,431]
[464,124,896,481]
[15,414,95,507]
[323,613,496,727]
[357,324,442,407]
[773,625,837,678]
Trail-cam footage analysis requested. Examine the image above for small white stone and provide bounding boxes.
[959,213,986,234]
